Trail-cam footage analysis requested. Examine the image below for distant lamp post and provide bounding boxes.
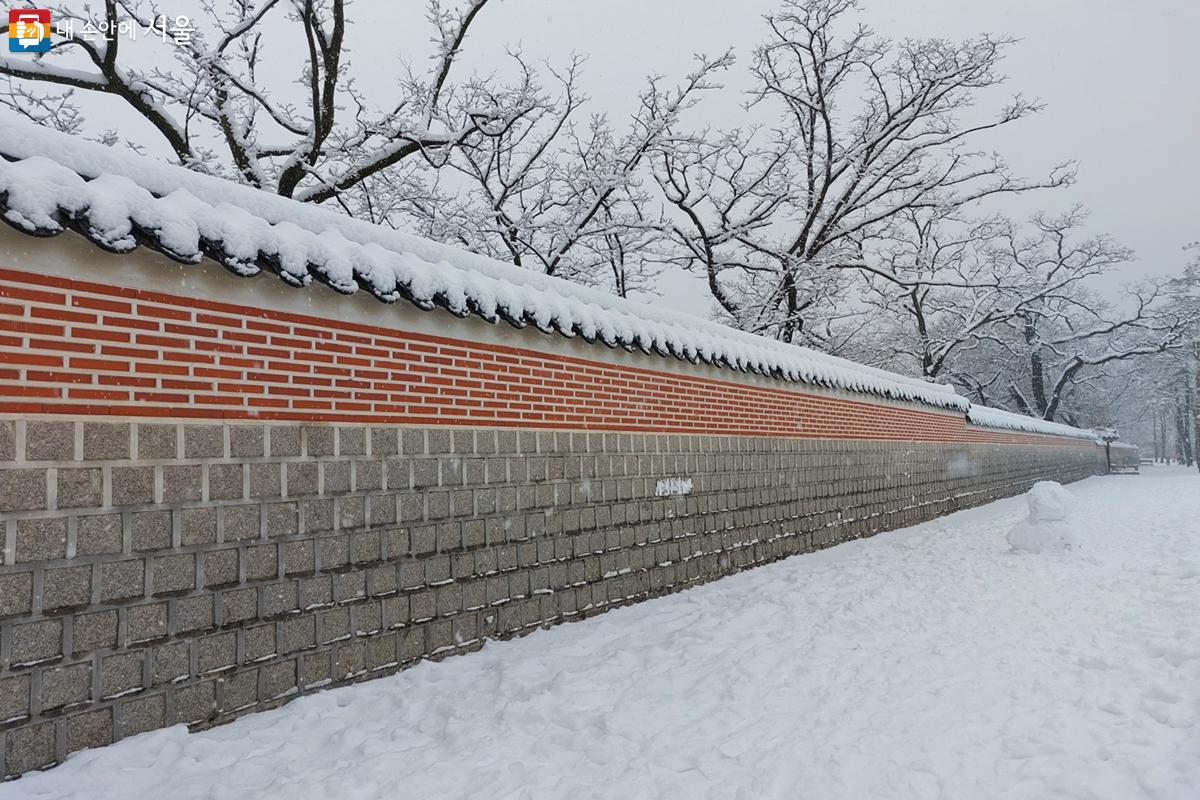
[1096,428,1120,473]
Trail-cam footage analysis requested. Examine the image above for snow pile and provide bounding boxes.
[1006,481,1080,553]
[0,117,968,411]
[966,404,1096,439]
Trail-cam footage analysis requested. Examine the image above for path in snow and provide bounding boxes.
[7,467,1199,800]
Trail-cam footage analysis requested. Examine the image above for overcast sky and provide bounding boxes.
[38,0,1199,314]
[374,0,1198,312]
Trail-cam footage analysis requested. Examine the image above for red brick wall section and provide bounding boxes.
[0,266,1092,447]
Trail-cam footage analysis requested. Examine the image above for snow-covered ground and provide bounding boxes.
[7,468,1198,800]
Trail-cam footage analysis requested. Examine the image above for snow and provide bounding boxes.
[7,468,1197,800]
[1006,481,1081,553]
[654,477,693,497]
[0,116,967,411]
[966,404,1097,440]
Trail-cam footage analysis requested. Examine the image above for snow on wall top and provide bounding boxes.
[966,405,1096,440]
[0,118,1094,439]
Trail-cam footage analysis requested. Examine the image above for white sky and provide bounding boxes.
[27,0,1200,314]
[387,0,1198,312]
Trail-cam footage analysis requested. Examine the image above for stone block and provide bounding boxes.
[126,602,168,644]
[76,513,122,556]
[41,661,91,709]
[82,422,130,461]
[42,565,92,611]
[11,618,63,665]
[14,517,65,561]
[57,467,102,508]
[137,424,177,460]
[152,553,196,595]
[100,559,145,602]
[25,421,74,462]
[183,425,224,459]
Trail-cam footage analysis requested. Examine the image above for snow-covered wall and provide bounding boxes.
[0,123,1109,777]
[0,116,1095,442]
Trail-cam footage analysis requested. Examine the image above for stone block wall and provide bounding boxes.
[0,419,1102,775]
[0,242,1106,776]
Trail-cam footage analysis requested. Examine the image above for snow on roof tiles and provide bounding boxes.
[0,118,1096,439]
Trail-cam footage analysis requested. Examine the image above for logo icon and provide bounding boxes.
[8,8,51,52]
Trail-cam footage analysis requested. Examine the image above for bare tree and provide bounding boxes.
[398,52,730,294]
[975,211,1193,423]
[650,0,1071,344]
[0,0,538,201]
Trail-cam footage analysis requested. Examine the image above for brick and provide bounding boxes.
[72,609,118,652]
[66,707,113,754]
[15,517,67,562]
[11,618,62,665]
[82,422,130,460]
[42,565,92,611]
[25,420,74,461]
[207,463,244,501]
[120,692,165,737]
[229,425,265,458]
[203,549,239,587]
[0,675,31,722]
[76,513,123,556]
[4,721,56,774]
[181,507,218,546]
[100,559,145,602]
[0,572,33,617]
[101,651,145,698]
[111,466,154,506]
[0,469,47,512]
[137,423,177,460]
[40,661,91,709]
[57,467,103,508]
[154,641,190,684]
[183,425,224,459]
[126,602,168,644]
[174,595,215,634]
[153,553,196,595]
[131,510,172,551]
[161,465,202,503]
